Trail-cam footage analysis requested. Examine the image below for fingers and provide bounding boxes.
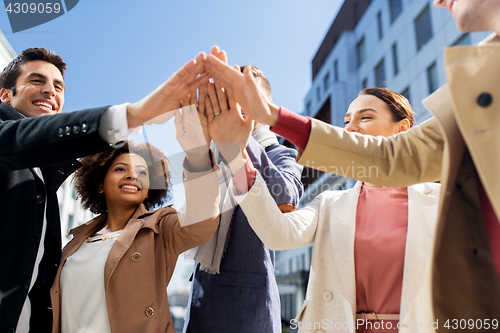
[218,50,228,64]
[205,94,215,122]
[189,84,197,108]
[214,82,229,114]
[205,54,242,84]
[178,52,207,85]
[198,81,207,114]
[207,82,221,116]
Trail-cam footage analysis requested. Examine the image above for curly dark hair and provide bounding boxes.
[74,142,171,214]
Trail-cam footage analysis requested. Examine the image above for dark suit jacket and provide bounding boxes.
[188,137,303,333]
[0,102,112,333]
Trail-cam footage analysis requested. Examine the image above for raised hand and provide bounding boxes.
[204,52,280,126]
[204,69,254,165]
[127,52,207,129]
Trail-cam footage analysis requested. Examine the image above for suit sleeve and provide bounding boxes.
[298,117,445,187]
[246,136,304,208]
[0,107,113,172]
[234,172,319,250]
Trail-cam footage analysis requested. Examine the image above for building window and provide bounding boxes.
[301,253,306,270]
[289,259,293,274]
[374,58,386,88]
[401,86,411,104]
[306,101,311,115]
[356,36,366,68]
[377,11,383,39]
[324,73,330,92]
[427,62,439,94]
[392,43,399,75]
[316,86,321,102]
[361,78,368,89]
[389,0,402,23]
[334,60,339,82]
[453,33,471,46]
[353,2,360,25]
[415,4,433,50]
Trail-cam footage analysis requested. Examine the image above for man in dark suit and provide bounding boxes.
[184,63,304,333]
[0,47,206,333]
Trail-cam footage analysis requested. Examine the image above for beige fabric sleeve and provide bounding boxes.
[297,117,445,187]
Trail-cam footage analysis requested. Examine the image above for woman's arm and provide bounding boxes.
[234,171,320,251]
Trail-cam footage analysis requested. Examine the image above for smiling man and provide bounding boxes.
[0,47,206,333]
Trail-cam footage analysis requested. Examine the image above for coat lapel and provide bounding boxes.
[444,39,500,218]
[103,204,158,288]
[329,182,362,317]
[400,183,440,320]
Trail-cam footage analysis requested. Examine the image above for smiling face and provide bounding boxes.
[344,95,409,137]
[0,60,65,117]
[433,0,500,33]
[101,153,150,210]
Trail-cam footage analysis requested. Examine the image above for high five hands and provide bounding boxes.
[156,45,276,174]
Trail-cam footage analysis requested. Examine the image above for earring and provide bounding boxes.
[98,187,104,194]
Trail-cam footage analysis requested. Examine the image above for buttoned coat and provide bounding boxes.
[295,35,500,328]
[186,137,303,333]
[50,202,219,333]
[236,173,440,333]
[0,102,112,333]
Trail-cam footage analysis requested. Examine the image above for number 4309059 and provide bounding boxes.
[6,2,61,14]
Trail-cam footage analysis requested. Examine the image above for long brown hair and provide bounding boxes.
[359,87,414,127]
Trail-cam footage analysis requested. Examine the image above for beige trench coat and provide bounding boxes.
[296,35,500,330]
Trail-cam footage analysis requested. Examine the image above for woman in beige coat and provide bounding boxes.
[50,110,219,333]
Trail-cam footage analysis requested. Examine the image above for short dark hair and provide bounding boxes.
[240,65,272,99]
[359,87,415,127]
[0,48,67,89]
[74,142,171,215]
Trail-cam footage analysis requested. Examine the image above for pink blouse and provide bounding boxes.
[355,185,408,332]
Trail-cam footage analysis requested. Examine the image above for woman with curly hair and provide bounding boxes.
[49,134,219,333]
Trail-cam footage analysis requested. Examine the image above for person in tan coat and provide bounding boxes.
[203,0,500,329]
[50,127,219,332]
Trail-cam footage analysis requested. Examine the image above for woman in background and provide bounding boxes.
[228,88,440,333]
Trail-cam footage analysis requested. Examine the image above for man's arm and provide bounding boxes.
[205,52,444,188]
[0,107,111,172]
[298,116,444,187]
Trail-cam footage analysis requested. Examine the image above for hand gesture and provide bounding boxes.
[127,52,207,129]
[204,51,280,126]
[205,67,254,163]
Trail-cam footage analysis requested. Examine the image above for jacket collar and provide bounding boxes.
[0,102,24,120]
[69,204,161,239]
[479,33,500,45]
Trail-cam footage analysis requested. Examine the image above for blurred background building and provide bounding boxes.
[276,0,490,327]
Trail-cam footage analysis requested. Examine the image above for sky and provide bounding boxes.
[0,0,345,292]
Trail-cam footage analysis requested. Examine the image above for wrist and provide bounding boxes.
[228,150,246,176]
[185,150,211,172]
[268,103,280,127]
